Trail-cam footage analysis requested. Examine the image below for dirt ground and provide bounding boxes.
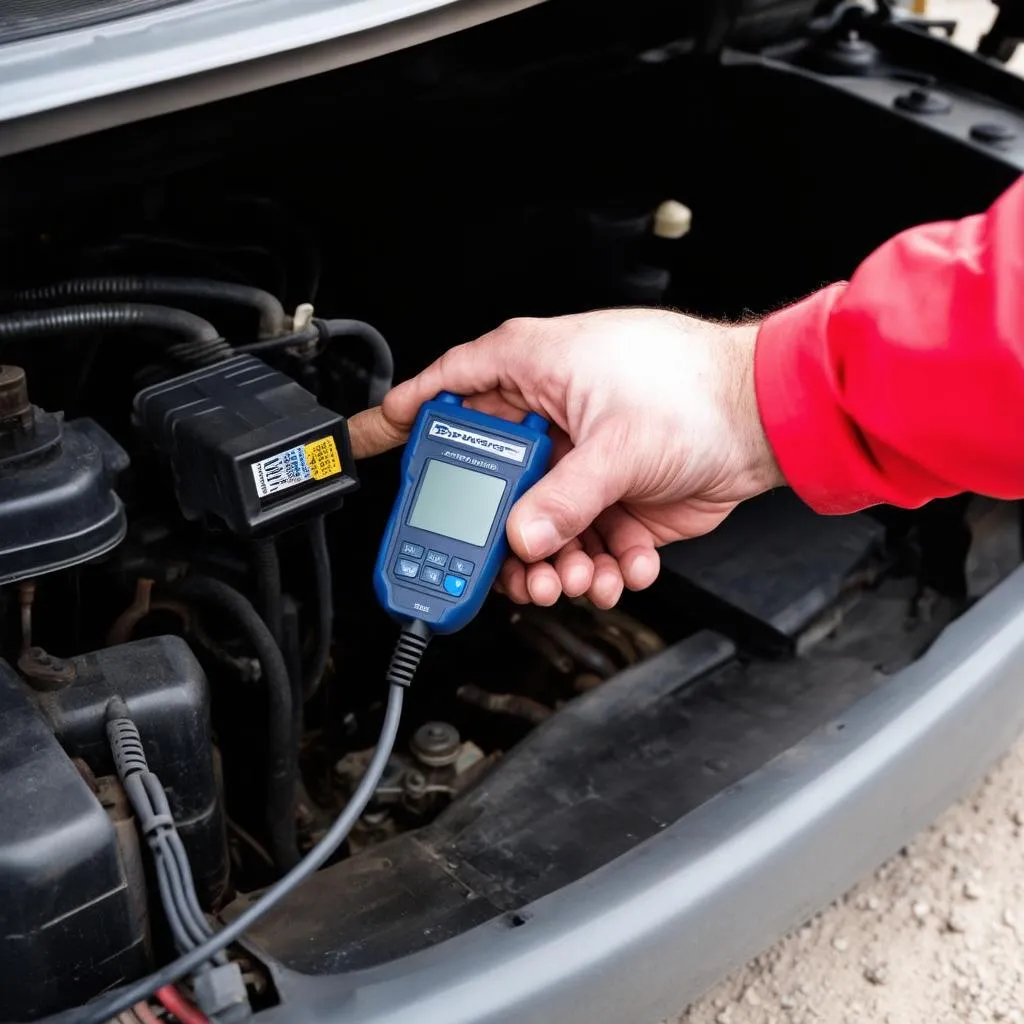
[677,7,1024,1022]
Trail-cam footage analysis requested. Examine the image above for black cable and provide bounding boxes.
[319,319,394,406]
[236,318,394,405]
[303,517,333,700]
[67,674,412,1024]
[0,304,234,366]
[233,321,319,356]
[251,539,284,649]
[176,575,300,872]
[2,276,290,339]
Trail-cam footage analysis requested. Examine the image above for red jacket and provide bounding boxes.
[755,174,1024,514]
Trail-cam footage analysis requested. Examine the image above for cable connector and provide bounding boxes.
[385,620,431,688]
[192,963,252,1023]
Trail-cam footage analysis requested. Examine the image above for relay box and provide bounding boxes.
[134,355,358,537]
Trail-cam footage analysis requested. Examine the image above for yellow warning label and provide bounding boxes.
[303,436,342,481]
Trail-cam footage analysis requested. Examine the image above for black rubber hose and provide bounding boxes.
[0,304,234,365]
[304,517,333,701]
[252,539,284,649]
[4,276,290,338]
[175,575,300,872]
[237,317,394,405]
[319,319,394,406]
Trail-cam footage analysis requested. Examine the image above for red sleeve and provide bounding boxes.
[754,174,1024,515]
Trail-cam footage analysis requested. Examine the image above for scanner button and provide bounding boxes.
[400,541,424,559]
[395,559,420,579]
[443,574,467,598]
[450,558,474,576]
[420,566,444,586]
[425,550,448,568]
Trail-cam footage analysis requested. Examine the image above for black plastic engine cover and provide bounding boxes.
[0,659,148,1022]
[33,636,230,909]
[653,489,885,655]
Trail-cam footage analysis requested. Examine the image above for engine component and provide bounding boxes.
[0,364,128,586]
[654,488,884,655]
[0,658,148,1021]
[33,636,229,907]
[133,355,358,537]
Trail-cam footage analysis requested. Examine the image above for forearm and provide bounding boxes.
[755,175,1024,514]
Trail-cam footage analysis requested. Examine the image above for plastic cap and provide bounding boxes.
[652,200,693,240]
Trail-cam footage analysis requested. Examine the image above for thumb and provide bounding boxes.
[507,433,629,562]
[348,406,409,460]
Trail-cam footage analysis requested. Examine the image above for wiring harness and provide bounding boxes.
[61,623,431,1024]
[105,699,250,1024]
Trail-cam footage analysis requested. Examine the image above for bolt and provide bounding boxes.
[894,87,952,115]
[411,720,461,767]
[0,366,33,435]
[405,770,428,797]
[970,122,1017,146]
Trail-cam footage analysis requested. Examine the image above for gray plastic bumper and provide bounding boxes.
[261,563,1024,1023]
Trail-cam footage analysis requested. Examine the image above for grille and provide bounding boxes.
[0,0,188,44]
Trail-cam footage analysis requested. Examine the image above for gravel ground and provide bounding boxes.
[679,750,1024,1024]
[676,8,1024,1022]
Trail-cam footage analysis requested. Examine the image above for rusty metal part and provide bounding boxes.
[0,365,33,434]
[456,684,554,725]
[523,608,618,678]
[19,645,76,690]
[109,576,263,683]
[574,672,604,693]
[411,721,461,768]
[96,775,151,960]
[574,600,666,662]
[107,577,191,646]
[510,613,573,674]
[18,581,35,654]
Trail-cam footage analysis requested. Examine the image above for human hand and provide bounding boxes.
[349,308,782,608]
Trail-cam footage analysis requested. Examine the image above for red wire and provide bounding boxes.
[155,986,210,1024]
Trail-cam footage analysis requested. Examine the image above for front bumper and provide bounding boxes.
[259,563,1024,1023]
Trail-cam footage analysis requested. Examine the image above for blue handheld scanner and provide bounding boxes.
[373,392,552,635]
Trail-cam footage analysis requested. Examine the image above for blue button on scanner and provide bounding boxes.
[450,557,475,576]
[400,541,424,559]
[425,550,448,568]
[443,574,467,597]
[395,559,420,579]
[420,566,444,586]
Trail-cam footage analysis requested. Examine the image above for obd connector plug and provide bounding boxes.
[134,355,358,536]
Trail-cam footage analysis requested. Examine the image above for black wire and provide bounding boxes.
[233,321,319,355]
[175,575,300,872]
[252,538,284,648]
[235,318,395,406]
[64,682,408,1024]
[303,517,333,700]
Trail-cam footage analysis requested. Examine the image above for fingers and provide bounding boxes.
[495,533,623,610]
[347,406,410,459]
[593,505,661,591]
[506,428,630,563]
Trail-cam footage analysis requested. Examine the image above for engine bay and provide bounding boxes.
[2,1,1023,1019]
